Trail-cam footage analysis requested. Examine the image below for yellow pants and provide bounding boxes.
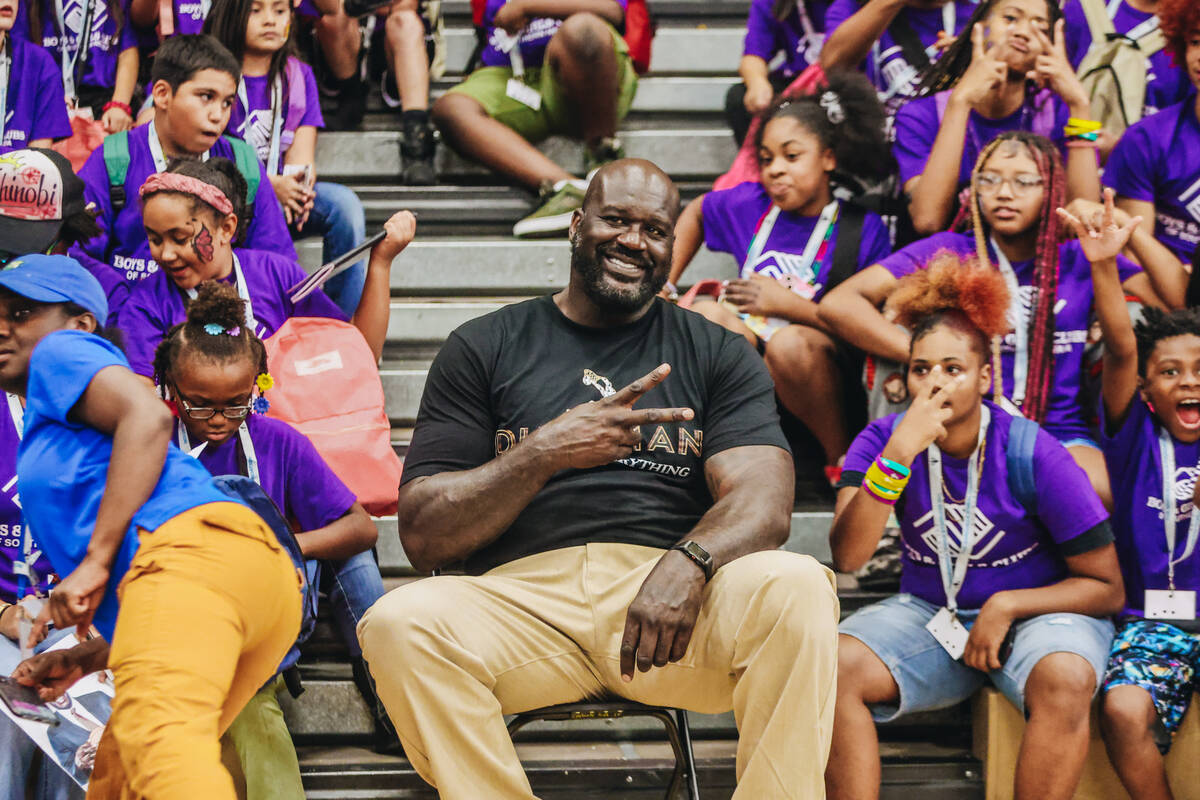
[85,502,302,800]
[358,543,840,799]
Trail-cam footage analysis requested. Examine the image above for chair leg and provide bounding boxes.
[674,708,700,799]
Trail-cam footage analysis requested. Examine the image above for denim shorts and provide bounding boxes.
[840,593,1115,722]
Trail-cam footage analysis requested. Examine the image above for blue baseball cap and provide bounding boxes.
[0,254,108,325]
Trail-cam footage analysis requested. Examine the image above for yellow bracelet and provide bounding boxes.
[865,461,909,494]
[1066,117,1102,133]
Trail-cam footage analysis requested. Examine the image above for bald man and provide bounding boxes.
[358,160,840,798]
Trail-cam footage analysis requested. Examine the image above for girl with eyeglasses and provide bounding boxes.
[820,131,1172,509]
[117,156,416,380]
[153,279,388,798]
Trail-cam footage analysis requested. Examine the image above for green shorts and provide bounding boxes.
[446,23,638,142]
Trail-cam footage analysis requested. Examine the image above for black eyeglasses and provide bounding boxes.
[177,396,253,420]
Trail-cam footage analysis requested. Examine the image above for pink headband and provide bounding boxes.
[139,172,234,216]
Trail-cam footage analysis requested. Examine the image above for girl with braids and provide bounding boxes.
[118,156,417,379]
[827,255,1124,800]
[669,70,893,471]
[1064,191,1200,798]
[820,131,1166,507]
[724,0,832,145]
[153,280,385,799]
[893,0,1099,235]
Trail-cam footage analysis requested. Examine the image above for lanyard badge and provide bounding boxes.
[1147,428,1200,620]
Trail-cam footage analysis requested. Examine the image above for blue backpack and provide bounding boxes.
[212,475,318,675]
[890,412,1040,514]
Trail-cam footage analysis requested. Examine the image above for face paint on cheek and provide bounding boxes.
[192,224,215,262]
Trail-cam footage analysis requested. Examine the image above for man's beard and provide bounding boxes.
[570,232,667,314]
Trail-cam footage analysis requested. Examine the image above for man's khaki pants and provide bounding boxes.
[358,543,839,799]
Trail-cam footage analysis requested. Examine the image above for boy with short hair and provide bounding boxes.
[71,34,296,317]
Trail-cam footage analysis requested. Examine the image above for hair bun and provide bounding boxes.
[185,280,247,330]
[887,252,1012,339]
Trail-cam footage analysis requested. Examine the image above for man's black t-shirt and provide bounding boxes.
[401,295,790,573]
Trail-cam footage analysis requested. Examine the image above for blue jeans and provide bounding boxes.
[295,181,367,318]
[310,549,385,657]
[0,628,85,800]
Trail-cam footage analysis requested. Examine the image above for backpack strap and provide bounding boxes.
[1005,415,1040,514]
[888,11,932,73]
[222,135,261,203]
[824,201,867,295]
[1078,0,1115,44]
[102,130,132,213]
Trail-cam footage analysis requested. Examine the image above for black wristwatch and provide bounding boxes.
[671,541,715,582]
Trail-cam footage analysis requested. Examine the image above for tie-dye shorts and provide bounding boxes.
[1103,619,1200,754]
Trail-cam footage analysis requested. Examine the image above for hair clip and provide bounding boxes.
[202,323,241,336]
[255,372,274,393]
[253,396,270,415]
[819,91,845,125]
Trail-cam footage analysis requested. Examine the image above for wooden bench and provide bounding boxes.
[972,687,1200,799]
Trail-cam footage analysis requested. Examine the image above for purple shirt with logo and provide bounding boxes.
[188,414,356,532]
[0,35,72,152]
[479,0,628,69]
[227,60,324,171]
[0,402,51,604]
[893,90,1069,187]
[17,0,139,92]
[823,0,975,110]
[743,0,830,80]
[1102,398,1200,617]
[118,247,346,377]
[701,182,892,300]
[1103,93,1200,263]
[70,122,298,314]
[1063,0,1189,119]
[877,231,1141,442]
[841,401,1110,610]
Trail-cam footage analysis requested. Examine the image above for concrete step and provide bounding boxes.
[402,75,738,114]
[316,126,737,182]
[434,0,752,21]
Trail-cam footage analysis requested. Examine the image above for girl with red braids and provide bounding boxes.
[826,255,1125,800]
[820,130,1169,508]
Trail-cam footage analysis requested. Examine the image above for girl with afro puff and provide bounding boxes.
[827,254,1125,800]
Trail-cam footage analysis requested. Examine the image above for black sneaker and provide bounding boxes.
[325,75,368,131]
[400,116,437,185]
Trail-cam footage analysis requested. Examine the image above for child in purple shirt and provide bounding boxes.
[725,0,831,144]
[0,0,71,152]
[819,131,1172,508]
[118,157,416,377]
[69,34,296,318]
[672,70,892,473]
[828,255,1122,799]
[1057,189,1200,794]
[892,0,1097,236]
[152,279,388,797]
[205,0,367,318]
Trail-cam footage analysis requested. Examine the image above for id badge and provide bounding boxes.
[1145,589,1197,621]
[506,78,542,110]
[925,606,969,660]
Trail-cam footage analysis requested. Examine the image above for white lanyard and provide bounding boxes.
[6,392,33,600]
[793,1,821,63]
[0,38,10,144]
[504,33,525,78]
[743,200,837,280]
[928,404,990,615]
[147,119,211,174]
[178,420,261,484]
[237,74,284,175]
[990,238,1028,407]
[53,0,94,103]
[7,392,22,438]
[1157,427,1200,592]
[184,254,260,334]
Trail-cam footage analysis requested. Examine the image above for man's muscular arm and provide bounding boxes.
[619,444,793,680]
[397,365,695,572]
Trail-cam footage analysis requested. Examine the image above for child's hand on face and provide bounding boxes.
[952,25,1009,106]
[723,274,796,317]
[1026,19,1090,113]
[888,369,955,462]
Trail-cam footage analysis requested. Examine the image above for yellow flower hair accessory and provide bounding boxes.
[255,372,274,393]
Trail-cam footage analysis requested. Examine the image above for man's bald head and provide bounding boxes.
[582,159,681,223]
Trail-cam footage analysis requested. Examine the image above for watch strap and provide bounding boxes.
[671,541,714,581]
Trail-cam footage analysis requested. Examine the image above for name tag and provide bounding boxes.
[925,606,969,660]
[1145,589,1197,621]
[506,79,542,110]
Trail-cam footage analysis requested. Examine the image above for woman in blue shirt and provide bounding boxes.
[4,254,301,800]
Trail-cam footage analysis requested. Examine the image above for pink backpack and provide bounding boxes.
[264,317,402,516]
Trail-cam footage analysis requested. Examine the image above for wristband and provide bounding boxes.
[103,100,133,116]
[865,460,909,495]
[862,479,898,506]
[1065,117,1101,135]
[875,455,911,479]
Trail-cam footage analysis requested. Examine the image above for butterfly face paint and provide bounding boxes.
[193,223,215,263]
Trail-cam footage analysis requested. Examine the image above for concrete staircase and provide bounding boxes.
[288,2,985,796]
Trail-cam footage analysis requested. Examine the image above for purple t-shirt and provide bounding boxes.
[701,183,891,300]
[877,231,1141,441]
[1063,0,1188,119]
[0,35,72,152]
[1102,398,1200,618]
[0,401,51,604]
[823,0,975,109]
[1103,93,1200,263]
[839,401,1111,609]
[189,415,356,533]
[893,90,1069,187]
[118,247,347,377]
[743,0,830,79]
[479,0,628,69]
[227,60,324,173]
[17,0,139,91]
[70,122,298,309]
